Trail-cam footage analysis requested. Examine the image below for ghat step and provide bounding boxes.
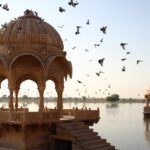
[59,121,116,150]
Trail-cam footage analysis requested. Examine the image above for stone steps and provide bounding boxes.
[60,121,116,150]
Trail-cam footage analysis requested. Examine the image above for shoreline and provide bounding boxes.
[0,97,145,104]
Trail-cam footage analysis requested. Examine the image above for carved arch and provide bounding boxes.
[9,53,46,74]
[46,56,72,79]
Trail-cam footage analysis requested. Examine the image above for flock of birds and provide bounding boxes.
[0,1,144,99]
[57,0,144,99]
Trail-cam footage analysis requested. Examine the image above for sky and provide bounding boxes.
[0,0,150,99]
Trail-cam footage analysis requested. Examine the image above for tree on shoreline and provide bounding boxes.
[106,94,120,102]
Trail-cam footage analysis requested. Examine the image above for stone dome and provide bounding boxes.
[0,9,64,57]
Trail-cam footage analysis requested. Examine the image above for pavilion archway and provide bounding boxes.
[18,79,39,111]
[44,80,57,109]
[8,54,46,111]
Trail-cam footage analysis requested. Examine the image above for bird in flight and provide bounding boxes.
[100,26,107,34]
[75,26,82,35]
[72,1,79,7]
[72,46,77,50]
[58,25,64,29]
[85,49,89,52]
[86,19,90,25]
[94,44,100,48]
[68,0,79,7]
[59,7,66,13]
[2,3,9,11]
[122,66,126,72]
[68,0,74,6]
[126,51,130,55]
[77,80,82,84]
[100,38,103,43]
[88,59,92,62]
[136,60,143,64]
[121,58,127,61]
[98,58,105,66]
[120,43,128,50]
[96,71,104,76]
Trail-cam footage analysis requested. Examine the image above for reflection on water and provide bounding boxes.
[0,101,150,150]
[106,102,119,108]
[144,118,150,148]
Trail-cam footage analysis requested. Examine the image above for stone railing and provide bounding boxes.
[0,107,100,124]
[144,106,150,113]
[0,109,60,124]
[62,108,100,121]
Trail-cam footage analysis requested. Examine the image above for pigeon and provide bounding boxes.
[0,4,1,7]
[122,66,126,72]
[75,26,81,35]
[96,71,104,76]
[34,11,38,16]
[85,49,89,52]
[58,25,64,28]
[136,60,143,64]
[98,58,105,66]
[126,51,130,55]
[1,23,7,28]
[64,38,68,42]
[120,43,128,50]
[68,0,79,7]
[121,58,127,61]
[94,44,100,48]
[100,26,107,34]
[72,46,76,50]
[86,19,90,25]
[59,7,66,12]
[72,1,79,7]
[77,80,82,84]
[100,38,103,43]
[2,3,9,11]
[68,0,74,6]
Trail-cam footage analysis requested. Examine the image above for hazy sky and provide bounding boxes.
[0,0,150,98]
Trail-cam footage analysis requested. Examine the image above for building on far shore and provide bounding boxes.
[144,87,150,118]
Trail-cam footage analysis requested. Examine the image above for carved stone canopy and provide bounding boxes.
[0,9,72,111]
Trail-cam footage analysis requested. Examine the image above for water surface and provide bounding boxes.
[1,101,149,150]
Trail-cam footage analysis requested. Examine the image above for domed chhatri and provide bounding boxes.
[0,9,72,111]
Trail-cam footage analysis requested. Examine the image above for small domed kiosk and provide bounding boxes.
[0,10,116,150]
[0,9,72,111]
[144,87,150,118]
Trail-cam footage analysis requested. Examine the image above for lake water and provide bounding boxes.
[1,101,150,150]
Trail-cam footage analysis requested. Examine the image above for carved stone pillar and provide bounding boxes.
[15,88,20,110]
[9,87,14,111]
[38,86,45,112]
[55,80,64,110]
